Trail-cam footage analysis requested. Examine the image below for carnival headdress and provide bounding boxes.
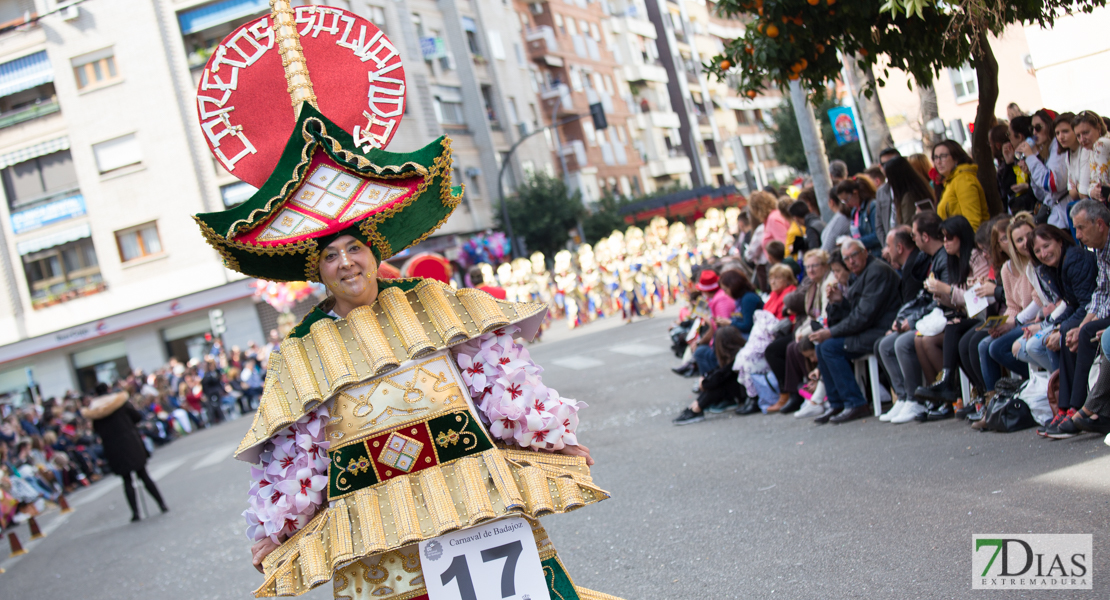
[192,2,460,282]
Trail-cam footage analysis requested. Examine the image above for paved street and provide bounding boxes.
[2,309,1108,599]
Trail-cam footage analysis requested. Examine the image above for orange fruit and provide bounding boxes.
[788,73,800,80]
[719,59,732,69]
[798,58,808,69]
[758,22,764,32]
[745,45,754,54]
[807,0,819,4]
[827,0,836,4]
[746,90,758,98]
[816,43,825,53]
[859,48,869,56]
[781,15,789,23]
[766,24,779,37]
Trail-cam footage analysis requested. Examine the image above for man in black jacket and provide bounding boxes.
[809,239,902,424]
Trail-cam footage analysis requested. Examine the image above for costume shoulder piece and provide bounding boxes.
[236,278,546,461]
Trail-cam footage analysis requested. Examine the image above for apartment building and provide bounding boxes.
[0,0,555,402]
[516,0,645,202]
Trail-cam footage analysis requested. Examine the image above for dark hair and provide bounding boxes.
[737,212,750,224]
[913,210,943,241]
[1027,224,1076,267]
[835,176,877,203]
[890,226,914,252]
[796,186,818,215]
[940,215,977,286]
[713,325,746,369]
[1074,110,1108,136]
[879,147,901,161]
[1010,116,1034,141]
[719,269,754,299]
[766,240,786,263]
[1053,111,1076,134]
[829,160,849,179]
[989,124,1011,160]
[1032,108,1057,135]
[827,188,850,217]
[885,156,936,212]
[788,200,810,219]
[865,165,885,185]
[932,140,973,166]
[468,266,485,285]
[782,287,806,316]
[94,382,110,396]
[828,249,846,271]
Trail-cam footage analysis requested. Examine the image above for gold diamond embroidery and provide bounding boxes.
[377,432,423,473]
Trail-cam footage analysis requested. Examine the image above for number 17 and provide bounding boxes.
[439,540,524,600]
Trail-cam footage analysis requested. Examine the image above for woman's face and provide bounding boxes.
[1032,115,1051,146]
[319,235,379,308]
[770,275,790,292]
[803,258,829,283]
[1076,121,1099,150]
[830,262,850,286]
[1055,123,1077,150]
[1033,234,1063,267]
[942,230,962,257]
[1010,224,1033,258]
[1009,126,1025,149]
[932,146,954,177]
[838,190,860,209]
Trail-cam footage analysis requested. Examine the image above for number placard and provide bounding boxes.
[419,517,550,600]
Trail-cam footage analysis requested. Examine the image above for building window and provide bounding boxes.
[116,222,163,262]
[220,181,257,207]
[72,48,120,92]
[367,5,387,32]
[461,17,481,56]
[949,62,978,103]
[92,133,142,174]
[481,84,498,126]
[22,237,103,309]
[72,339,129,394]
[433,86,465,125]
[3,150,79,210]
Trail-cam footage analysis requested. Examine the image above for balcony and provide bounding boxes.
[525,26,562,66]
[648,155,693,177]
[708,154,721,168]
[539,83,574,112]
[617,16,657,39]
[635,110,681,129]
[0,98,59,130]
[559,140,588,172]
[624,62,668,83]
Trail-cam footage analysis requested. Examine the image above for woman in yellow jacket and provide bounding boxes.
[933,139,989,230]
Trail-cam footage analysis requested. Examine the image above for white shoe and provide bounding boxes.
[794,400,826,418]
[891,402,926,423]
[880,400,906,422]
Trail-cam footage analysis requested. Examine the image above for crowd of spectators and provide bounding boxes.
[0,333,278,529]
[671,105,1110,444]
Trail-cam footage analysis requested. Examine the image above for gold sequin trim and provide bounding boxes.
[456,289,511,333]
[311,318,359,390]
[415,279,468,345]
[379,287,435,358]
[346,305,399,375]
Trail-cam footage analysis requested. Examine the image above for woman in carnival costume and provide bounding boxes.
[191,4,621,599]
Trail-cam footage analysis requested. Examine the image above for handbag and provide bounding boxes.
[981,383,1038,432]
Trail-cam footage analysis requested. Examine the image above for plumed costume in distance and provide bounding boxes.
[191,3,623,599]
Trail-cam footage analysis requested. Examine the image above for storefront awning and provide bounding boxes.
[0,135,70,169]
[16,222,90,256]
[0,50,53,99]
[178,0,268,35]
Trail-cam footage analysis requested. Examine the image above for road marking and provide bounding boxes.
[551,356,605,370]
[192,443,239,470]
[608,344,666,357]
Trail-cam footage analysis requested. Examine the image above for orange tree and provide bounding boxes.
[708,0,1105,215]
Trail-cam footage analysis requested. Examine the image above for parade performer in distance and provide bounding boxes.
[190,4,621,599]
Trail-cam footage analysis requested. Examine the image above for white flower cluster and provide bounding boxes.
[454,326,584,451]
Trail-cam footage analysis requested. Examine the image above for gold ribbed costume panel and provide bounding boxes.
[415,279,468,344]
[379,287,435,358]
[236,280,547,459]
[255,449,609,597]
[456,288,510,333]
[346,305,398,375]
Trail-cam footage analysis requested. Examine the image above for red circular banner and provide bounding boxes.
[195,5,406,188]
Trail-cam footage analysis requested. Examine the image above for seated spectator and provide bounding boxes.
[468,265,507,299]
[673,325,746,425]
[986,213,1040,385]
[1047,200,1110,438]
[808,239,902,424]
[913,215,990,419]
[1017,109,1069,227]
[734,264,797,412]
